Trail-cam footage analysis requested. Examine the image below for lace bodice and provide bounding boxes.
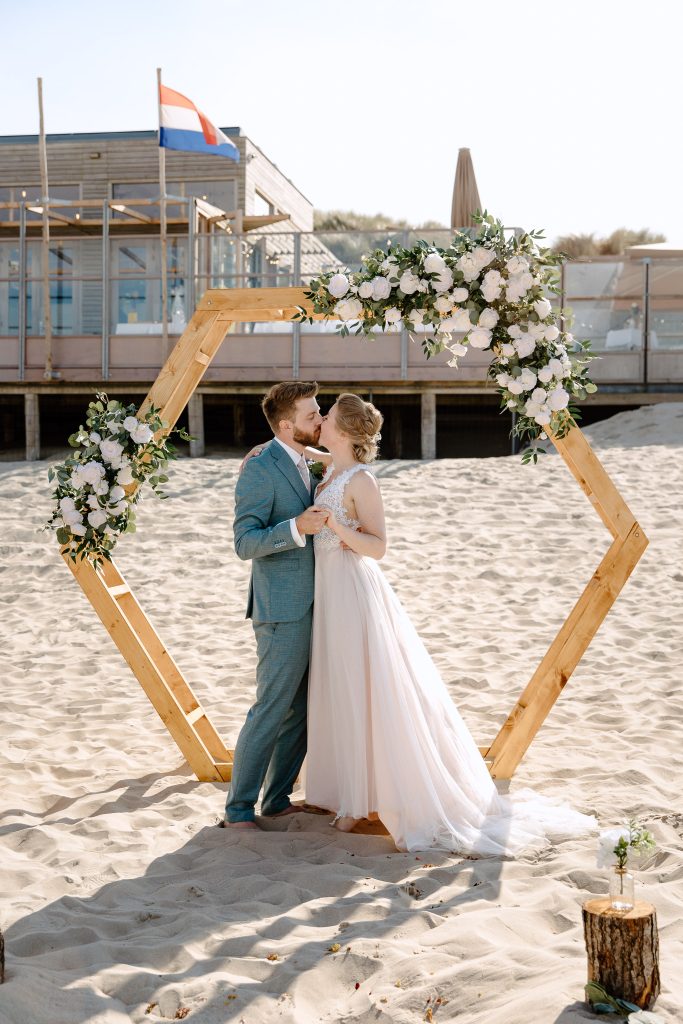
[314,464,366,552]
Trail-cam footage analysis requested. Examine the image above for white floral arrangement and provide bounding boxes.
[45,393,190,566]
[597,819,657,869]
[295,212,596,460]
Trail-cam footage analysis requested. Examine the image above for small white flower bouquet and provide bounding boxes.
[596,820,657,870]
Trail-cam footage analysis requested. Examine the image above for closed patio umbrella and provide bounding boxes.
[451,148,482,230]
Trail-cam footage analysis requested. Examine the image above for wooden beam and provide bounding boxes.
[24,393,40,460]
[109,204,153,224]
[188,393,205,458]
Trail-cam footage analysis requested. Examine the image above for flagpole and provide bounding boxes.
[157,67,169,357]
[37,77,53,379]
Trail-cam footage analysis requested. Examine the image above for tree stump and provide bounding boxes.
[582,898,660,1009]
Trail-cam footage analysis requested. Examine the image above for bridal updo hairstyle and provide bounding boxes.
[335,393,383,464]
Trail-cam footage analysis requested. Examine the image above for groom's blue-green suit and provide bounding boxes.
[225,439,315,822]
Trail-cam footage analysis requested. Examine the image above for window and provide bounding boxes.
[0,184,81,222]
[253,190,274,217]
[112,179,237,219]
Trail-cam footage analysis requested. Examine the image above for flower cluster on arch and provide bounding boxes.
[297,214,596,450]
[45,395,189,566]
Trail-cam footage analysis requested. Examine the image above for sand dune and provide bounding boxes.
[1,403,682,1023]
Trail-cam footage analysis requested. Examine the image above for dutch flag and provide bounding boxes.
[159,83,239,161]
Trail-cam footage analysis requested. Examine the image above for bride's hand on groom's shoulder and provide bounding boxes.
[239,444,266,474]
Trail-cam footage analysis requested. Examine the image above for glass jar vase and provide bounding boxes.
[609,866,635,911]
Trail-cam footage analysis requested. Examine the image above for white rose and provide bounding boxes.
[407,309,425,327]
[131,422,154,445]
[424,252,446,273]
[515,336,537,359]
[506,399,518,410]
[371,276,391,301]
[70,523,87,536]
[547,357,564,377]
[95,479,110,496]
[534,409,551,425]
[496,372,511,387]
[544,325,560,341]
[473,246,495,269]
[89,431,101,443]
[452,287,469,303]
[384,307,402,325]
[501,343,516,357]
[109,501,128,516]
[123,416,139,433]
[88,509,108,529]
[533,297,552,320]
[468,327,492,350]
[358,281,374,299]
[399,271,420,295]
[531,387,547,404]
[506,255,529,275]
[432,269,454,293]
[80,461,106,486]
[62,507,84,527]
[87,494,100,510]
[108,485,126,503]
[524,399,542,418]
[479,307,499,329]
[116,464,134,486]
[434,295,453,314]
[562,360,573,378]
[328,273,350,299]
[520,368,538,391]
[537,365,554,384]
[450,308,474,332]
[528,321,546,338]
[59,496,76,513]
[508,378,525,395]
[99,438,124,465]
[449,342,467,356]
[507,324,522,340]
[548,386,570,411]
[456,253,480,283]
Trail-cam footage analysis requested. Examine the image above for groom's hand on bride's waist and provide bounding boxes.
[295,506,329,535]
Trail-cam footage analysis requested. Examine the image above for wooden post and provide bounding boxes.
[421,391,436,460]
[157,68,169,362]
[188,393,205,457]
[37,77,53,380]
[583,898,660,1010]
[233,400,246,447]
[24,393,40,461]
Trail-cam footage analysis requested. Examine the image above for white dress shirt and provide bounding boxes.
[273,437,308,547]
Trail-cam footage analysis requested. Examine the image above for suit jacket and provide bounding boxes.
[233,439,315,623]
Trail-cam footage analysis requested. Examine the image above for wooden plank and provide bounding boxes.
[63,551,224,781]
[198,287,312,311]
[487,522,648,778]
[551,423,637,540]
[186,706,205,725]
[108,583,131,597]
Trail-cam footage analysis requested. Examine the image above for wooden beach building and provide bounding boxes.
[1,128,682,460]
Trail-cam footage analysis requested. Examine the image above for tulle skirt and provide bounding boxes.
[305,547,596,855]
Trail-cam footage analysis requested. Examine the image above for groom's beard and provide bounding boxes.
[293,425,321,447]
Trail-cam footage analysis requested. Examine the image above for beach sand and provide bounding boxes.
[1,402,682,1023]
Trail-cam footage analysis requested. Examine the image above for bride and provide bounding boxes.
[304,392,596,855]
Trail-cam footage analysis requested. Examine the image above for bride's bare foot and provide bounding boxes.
[333,816,362,833]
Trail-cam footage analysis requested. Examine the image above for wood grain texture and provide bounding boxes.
[583,898,660,1009]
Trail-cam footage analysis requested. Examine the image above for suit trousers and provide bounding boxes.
[225,607,312,822]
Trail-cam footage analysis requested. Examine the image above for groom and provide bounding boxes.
[223,381,328,829]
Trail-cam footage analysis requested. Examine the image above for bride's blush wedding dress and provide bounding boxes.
[305,464,596,855]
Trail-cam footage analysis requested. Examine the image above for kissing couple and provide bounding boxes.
[220,381,595,854]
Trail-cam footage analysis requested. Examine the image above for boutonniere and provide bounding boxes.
[307,459,325,481]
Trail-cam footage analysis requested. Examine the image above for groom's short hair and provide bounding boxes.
[262,381,319,431]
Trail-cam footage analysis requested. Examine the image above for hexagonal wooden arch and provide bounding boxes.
[61,287,649,781]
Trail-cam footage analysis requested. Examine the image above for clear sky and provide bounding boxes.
[3,0,680,242]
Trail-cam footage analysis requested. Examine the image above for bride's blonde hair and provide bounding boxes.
[335,393,383,464]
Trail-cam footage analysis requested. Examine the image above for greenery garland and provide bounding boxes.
[295,212,596,460]
[45,394,190,566]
